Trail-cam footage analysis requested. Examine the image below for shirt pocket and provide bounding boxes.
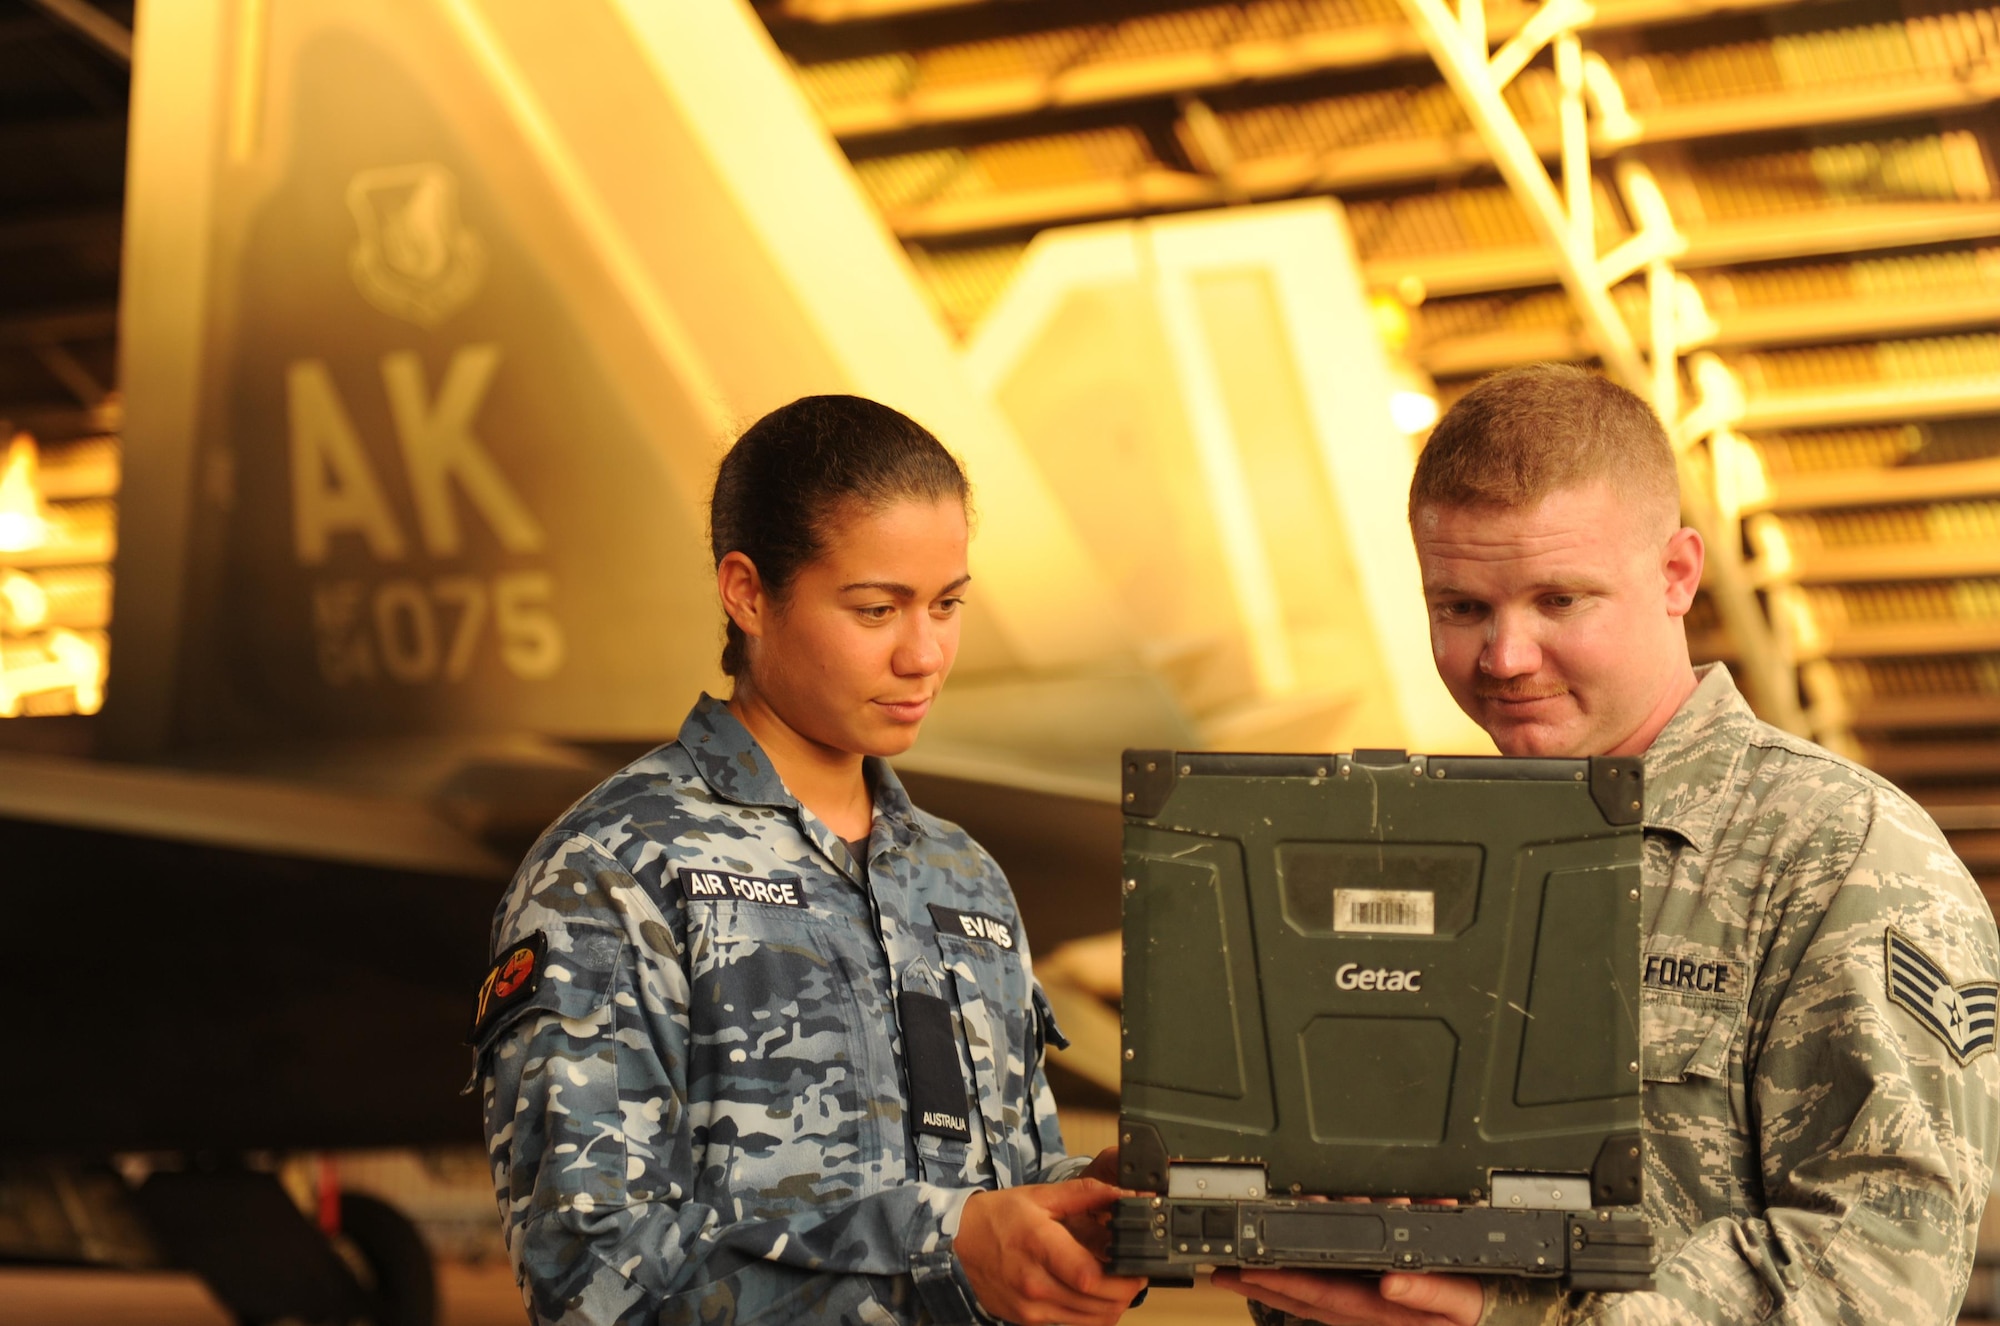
[1642,990,1739,1084]
[937,935,1033,1188]
[914,1130,974,1186]
[1640,990,1744,1225]
[682,899,879,1209]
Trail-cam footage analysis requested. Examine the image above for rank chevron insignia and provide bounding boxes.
[1886,928,1999,1066]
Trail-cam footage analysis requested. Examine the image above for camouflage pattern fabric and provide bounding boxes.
[477,695,1085,1325]
[1258,663,1999,1325]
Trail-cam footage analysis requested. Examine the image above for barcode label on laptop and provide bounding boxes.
[1333,889,1435,935]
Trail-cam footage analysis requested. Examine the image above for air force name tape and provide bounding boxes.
[1887,927,1998,1065]
[929,903,1015,951]
[678,868,809,909]
[469,931,547,1045]
[1644,952,1742,997]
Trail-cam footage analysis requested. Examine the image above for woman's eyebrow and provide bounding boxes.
[840,574,972,597]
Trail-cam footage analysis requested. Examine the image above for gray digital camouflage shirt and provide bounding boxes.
[476,695,1085,1325]
[1255,663,1999,1325]
[1476,663,2000,1323]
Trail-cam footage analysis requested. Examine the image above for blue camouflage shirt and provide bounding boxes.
[477,695,1085,1325]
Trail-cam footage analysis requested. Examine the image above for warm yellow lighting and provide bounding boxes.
[1390,389,1442,434]
[48,630,104,713]
[0,629,104,716]
[1748,513,1793,580]
[0,571,48,629]
[1777,587,1822,656]
[963,201,1491,756]
[0,433,51,554]
[1369,291,1414,354]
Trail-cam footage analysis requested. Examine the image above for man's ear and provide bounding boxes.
[1661,525,1704,617]
[717,551,767,640]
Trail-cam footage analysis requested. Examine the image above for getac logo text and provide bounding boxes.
[1335,962,1422,992]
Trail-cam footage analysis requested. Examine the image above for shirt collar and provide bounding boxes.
[868,759,929,850]
[1641,662,1755,851]
[675,693,931,851]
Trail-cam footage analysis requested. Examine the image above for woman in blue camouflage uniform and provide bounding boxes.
[474,396,1143,1326]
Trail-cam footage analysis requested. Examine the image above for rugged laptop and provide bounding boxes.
[1107,749,1654,1293]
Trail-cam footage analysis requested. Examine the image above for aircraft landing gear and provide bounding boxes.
[0,1157,437,1326]
[333,1192,438,1326]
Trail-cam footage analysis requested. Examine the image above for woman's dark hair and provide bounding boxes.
[710,394,970,677]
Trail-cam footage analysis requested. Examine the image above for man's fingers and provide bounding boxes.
[1213,1270,1333,1321]
[1221,1268,1471,1326]
[1217,1275,1390,1325]
[1232,1268,1387,1315]
[1083,1145,1122,1185]
[1381,1272,1484,1322]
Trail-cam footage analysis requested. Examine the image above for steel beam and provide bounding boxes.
[26,0,130,64]
[1396,0,1809,735]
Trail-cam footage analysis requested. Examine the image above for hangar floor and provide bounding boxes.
[5,1263,1997,1324]
[0,1259,1251,1325]
[10,1121,1994,1323]
[0,1261,520,1326]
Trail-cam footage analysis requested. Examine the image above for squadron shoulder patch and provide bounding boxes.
[1886,928,1998,1065]
[929,903,1016,952]
[469,932,547,1046]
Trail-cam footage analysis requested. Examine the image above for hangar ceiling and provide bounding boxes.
[0,0,1990,895]
[753,0,2000,895]
[0,0,125,726]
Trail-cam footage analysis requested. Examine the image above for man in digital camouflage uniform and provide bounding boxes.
[1218,363,2000,1325]
[472,696,1121,1324]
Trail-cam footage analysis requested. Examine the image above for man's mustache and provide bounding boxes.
[1475,683,1569,702]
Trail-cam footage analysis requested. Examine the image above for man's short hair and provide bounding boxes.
[1408,363,1680,526]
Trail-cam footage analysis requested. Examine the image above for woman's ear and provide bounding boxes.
[717,551,767,640]
[1661,525,1705,617]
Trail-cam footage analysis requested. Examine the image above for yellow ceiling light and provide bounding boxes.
[1389,387,1442,436]
[46,630,105,714]
[0,433,51,555]
[0,571,49,630]
[1388,361,1442,436]
[1368,290,1414,355]
[0,628,104,717]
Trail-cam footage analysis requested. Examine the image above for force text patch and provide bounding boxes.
[930,904,1015,951]
[1887,928,1998,1065]
[1643,952,1741,998]
[470,932,547,1046]
[678,868,809,909]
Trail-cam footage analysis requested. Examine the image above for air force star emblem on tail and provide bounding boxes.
[1887,928,1998,1065]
